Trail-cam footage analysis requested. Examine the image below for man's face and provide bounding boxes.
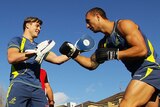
[85,13,100,33]
[28,22,41,38]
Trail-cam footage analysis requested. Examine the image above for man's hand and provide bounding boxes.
[48,100,54,107]
[59,41,80,58]
[95,48,119,63]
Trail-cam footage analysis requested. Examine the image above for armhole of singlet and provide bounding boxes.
[115,19,123,36]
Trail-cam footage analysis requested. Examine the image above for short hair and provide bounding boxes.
[86,7,107,19]
[23,17,43,31]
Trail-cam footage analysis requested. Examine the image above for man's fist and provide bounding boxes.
[95,48,118,63]
[59,41,80,58]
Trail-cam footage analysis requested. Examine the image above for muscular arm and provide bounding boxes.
[45,51,69,65]
[8,48,36,64]
[45,83,54,106]
[74,53,99,70]
[117,20,147,60]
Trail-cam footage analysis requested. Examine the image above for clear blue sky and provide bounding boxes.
[1,0,160,106]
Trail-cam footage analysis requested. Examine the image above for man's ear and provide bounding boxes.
[25,23,30,29]
[95,13,100,21]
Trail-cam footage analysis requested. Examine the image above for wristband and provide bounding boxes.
[71,49,80,59]
[49,100,55,103]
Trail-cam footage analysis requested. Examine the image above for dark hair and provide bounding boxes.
[86,7,107,19]
[23,17,43,31]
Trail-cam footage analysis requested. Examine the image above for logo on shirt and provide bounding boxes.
[9,97,16,104]
[133,74,142,77]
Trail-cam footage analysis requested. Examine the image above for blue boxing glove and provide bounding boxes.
[95,48,119,63]
[59,41,80,58]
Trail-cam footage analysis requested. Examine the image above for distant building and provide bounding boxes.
[67,102,77,107]
[75,92,124,107]
[57,102,77,107]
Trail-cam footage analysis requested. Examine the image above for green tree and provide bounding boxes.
[0,85,6,107]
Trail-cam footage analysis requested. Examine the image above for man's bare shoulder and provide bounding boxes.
[117,19,138,35]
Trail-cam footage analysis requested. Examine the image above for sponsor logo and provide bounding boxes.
[9,97,16,104]
[133,74,142,77]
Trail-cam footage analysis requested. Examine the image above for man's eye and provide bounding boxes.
[86,19,89,23]
[37,25,41,28]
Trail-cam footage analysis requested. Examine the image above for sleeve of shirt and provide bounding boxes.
[8,37,21,49]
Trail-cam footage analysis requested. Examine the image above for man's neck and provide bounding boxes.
[23,32,34,42]
[103,21,114,36]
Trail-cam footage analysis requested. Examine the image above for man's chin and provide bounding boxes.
[93,30,99,33]
[90,29,99,33]
[33,35,38,38]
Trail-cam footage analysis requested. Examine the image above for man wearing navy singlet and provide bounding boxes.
[6,17,69,107]
[59,7,160,107]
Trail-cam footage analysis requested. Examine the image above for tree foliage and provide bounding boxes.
[0,85,6,107]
